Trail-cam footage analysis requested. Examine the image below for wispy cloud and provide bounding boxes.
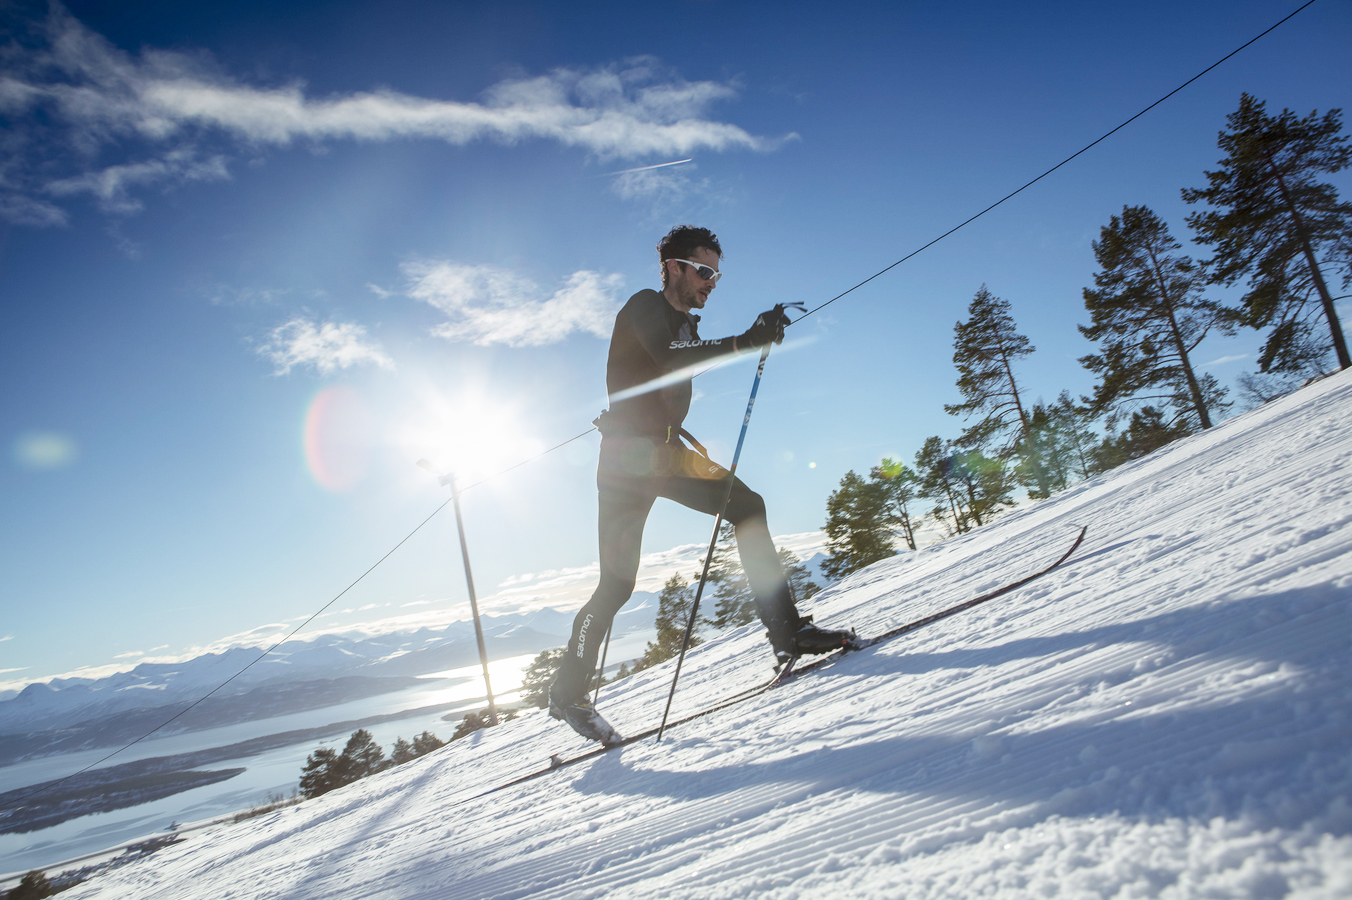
[1,5,781,224]
[45,148,229,214]
[405,262,623,347]
[259,317,394,375]
[1205,354,1247,366]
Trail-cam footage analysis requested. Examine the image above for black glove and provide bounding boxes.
[737,304,794,349]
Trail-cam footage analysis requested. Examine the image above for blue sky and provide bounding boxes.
[2,0,1349,690]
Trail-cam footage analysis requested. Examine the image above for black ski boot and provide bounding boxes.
[548,689,623,746]
[767,615,860,665]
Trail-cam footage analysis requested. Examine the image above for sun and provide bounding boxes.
[397,385,543,486]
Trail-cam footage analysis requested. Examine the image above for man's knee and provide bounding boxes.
[726,486,767,525]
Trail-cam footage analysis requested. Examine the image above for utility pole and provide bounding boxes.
[418,460,498,725]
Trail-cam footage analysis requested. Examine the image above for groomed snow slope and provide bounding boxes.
[67,372,1352,899]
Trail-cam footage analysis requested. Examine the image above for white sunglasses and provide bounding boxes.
[670,258,723,283]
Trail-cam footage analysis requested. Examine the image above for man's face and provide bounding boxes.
[665,245,720,311]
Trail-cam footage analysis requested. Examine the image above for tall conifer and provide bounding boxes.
[1183,93,1352,372]
[822,470,897,580]
[339,729,387,779]
[779,547,821,602]
[945,286,1052,497]
[872,458,921,551]
[705,523,755,628]
[914,437,969,536]
[1080,205,1230,432]
[635,573,700,670]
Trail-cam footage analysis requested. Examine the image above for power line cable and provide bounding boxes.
[15,0,1314,802]
[794,0,1319,323]
[457,427,597,493]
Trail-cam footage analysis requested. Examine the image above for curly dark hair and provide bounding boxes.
[657,225,723,287]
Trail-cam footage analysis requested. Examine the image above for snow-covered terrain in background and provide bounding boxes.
[0,610,583,727]
[50,371,1352,897]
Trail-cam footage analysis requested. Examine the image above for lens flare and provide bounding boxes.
[304,386,374,491]
[13,431,78,470]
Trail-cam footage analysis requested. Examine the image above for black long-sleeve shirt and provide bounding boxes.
[606,289,735,437]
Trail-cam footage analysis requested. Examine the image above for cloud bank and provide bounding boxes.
[1,4,779,224]
[260,317,394,375]
[406,262,623,347]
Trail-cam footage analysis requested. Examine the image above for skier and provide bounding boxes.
[550,225,856,743]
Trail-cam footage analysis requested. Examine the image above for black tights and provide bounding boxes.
[553,436,796,702]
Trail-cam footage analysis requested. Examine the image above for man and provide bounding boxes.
[549,225,856,744]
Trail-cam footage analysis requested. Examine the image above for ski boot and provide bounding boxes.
[548,690,623,746]
[767,615,860,668]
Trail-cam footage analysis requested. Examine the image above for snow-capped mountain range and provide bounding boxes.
[0,606,597,763]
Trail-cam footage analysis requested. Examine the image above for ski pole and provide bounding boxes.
[592,624,612,704]
[657,342,773,742]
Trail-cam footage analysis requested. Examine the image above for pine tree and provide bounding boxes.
[945,285,1052,496]
[705,523,755,628]
[339,729,387,779]
[915,437,970,536]
[7,871,53,900]
[299,747,342,798]
[1235,369,1308,408]
[1092,406,1192,470]
[634,572,700,671]
[822,470,896,580]
[452,711,491,741]
[1080,205,1231,433]
[1018,392,1099,488]
[519,648,564,708]
[1183,93,1352,372]
[948,449,1016,528]
[411,731,445,757]
[872,457,921,550]
[390,737,416,765]
[1047,392,1099,481]
[779,547,821,602]
[451,711,514,742]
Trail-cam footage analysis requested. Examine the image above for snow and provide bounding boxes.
[57,371,1352,899]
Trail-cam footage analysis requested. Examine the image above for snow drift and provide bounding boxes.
[61,371,1352,899]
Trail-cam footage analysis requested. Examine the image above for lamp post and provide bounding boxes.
[418,459,498,726]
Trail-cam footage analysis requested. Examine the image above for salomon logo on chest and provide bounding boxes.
[670,339,723,349]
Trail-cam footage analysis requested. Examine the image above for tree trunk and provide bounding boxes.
[1146,247,1213,429]
[1000,352,1053,495]
[1267,155,1351,370]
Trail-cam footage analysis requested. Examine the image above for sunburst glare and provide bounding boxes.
[398,385,543,486]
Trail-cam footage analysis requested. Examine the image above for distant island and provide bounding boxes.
[1,694,491,833]
[1,767,244,834]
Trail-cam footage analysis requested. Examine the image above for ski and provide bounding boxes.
[482,526,1087,798]
[776,525,1088,683]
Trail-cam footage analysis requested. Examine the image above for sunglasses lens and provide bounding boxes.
[697,266,714,280]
